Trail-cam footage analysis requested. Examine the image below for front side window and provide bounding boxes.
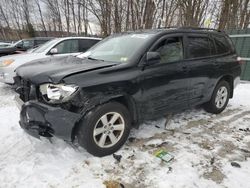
[153,37,183,63]
[54,39,79,54]
[187,37,212,58]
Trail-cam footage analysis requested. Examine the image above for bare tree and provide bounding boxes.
[177,0,209,27]
[35,0,47,36]
[0,0,249,40]
[71,0,77,34]
[218,0,250,30]
[22,0,31,26]
[43,0,63,33]
[0,1,10,29]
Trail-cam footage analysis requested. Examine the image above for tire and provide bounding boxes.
[77,102,131,157]
[204,80,230,114]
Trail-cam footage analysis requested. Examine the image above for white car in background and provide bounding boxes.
[0,37,101,84]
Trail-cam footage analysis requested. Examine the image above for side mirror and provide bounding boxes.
[49,48,58,55]
[146,52,161,65]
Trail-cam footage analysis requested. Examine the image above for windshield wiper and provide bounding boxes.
[87,56,104,61]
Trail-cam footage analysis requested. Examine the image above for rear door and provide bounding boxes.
[185,33,218,106]
[138,34,189,119]
[212,34,239,77]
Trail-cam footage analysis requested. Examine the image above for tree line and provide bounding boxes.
[0,0,249,40]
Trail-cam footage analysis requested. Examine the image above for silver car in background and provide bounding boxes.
[0,42,11,48]
[0,37,101,84]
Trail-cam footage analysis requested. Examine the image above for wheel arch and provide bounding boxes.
[109,95,138,125]
[71,94,138,141]
[216,75,234,98]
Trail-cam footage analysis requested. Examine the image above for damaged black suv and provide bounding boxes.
[15,28,241,156]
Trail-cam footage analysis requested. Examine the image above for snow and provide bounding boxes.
[222,160,250,188]
[0,82,250,188]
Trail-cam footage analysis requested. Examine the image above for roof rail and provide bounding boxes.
[157,26,179,30]
[157,26,223,32]
[179,27,222,32]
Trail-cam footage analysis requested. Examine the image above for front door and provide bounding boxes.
[50,39,82,57]
[138,34,189,120]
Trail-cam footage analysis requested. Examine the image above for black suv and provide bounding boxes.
[15,28,241,157]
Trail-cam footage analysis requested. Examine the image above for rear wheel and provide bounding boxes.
[204,80,230,114]
[77,102,131,157]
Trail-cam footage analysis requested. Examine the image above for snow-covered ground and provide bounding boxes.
[0,82,250,188]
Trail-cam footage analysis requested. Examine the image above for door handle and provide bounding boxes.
[182,65,189,72]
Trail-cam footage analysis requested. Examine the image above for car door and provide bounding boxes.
[185,33,217,106]
[49,39,81,57]
[138,34,189,120]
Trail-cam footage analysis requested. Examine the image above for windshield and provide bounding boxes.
[13,40,22,46]
[85,34,154,63]
[32,38,60,53]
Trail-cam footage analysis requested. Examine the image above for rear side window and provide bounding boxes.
[79,39,100,52]
[35,40,47,45]
[213,35,231,54]
[187,37,213,58]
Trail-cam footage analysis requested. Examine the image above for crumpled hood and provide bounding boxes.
[16,55,116,84]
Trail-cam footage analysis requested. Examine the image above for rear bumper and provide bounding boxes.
[19,100,81,141]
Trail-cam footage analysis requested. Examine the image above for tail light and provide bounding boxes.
[237,57,245,65]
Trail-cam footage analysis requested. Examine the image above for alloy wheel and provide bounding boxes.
[93,112,125,148]
[215,86,228,109]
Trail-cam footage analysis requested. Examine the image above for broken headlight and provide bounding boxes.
[40,83,79,103]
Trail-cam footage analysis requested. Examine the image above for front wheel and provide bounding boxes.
[204,80,230,114]
[76,102,131,157]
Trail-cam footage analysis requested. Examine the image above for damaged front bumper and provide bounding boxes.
[18,99,81,141]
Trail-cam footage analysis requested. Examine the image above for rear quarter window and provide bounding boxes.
[213,35,232,54]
